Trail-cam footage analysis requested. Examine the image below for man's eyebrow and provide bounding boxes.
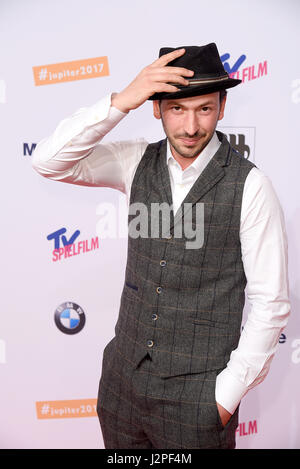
[166,100,216,107]
[165,101,183,106]
[198,100,216,106]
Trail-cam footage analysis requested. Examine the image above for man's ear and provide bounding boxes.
[153,100,162,120]
[218,95,227,121]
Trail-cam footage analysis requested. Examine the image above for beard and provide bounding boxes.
[161,120,216,160]
[168,133,212,159]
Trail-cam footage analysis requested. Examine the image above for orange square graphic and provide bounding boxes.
[36,399,97,419]
[33,57,109,86]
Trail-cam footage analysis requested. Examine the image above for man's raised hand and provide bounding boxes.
[111,49,194,113]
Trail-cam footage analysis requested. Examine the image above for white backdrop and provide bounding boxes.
[0,0,299,449]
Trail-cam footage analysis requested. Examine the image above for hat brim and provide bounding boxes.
[148,77,241,101]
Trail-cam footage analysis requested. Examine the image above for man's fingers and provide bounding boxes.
[155,66,194,77]
[150,72,189,86]
[152,48,186,67]
[153,83,181,94]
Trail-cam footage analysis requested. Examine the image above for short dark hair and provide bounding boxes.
[219,89,227,103]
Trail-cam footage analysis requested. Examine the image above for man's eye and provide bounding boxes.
[172,106,181,111]
[202,106,210,112]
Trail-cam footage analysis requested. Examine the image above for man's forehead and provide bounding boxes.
[160,91,220,106]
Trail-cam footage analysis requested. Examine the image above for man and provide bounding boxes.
[32,43,290,449]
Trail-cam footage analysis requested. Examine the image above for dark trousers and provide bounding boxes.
[97,342,239,449]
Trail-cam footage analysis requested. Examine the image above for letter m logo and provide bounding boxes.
[23,143,37,156]
[248,420,258,435]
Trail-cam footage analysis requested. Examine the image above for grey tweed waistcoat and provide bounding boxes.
[112,131,256,378]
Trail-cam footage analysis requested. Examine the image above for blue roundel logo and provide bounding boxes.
[54,302,86,335]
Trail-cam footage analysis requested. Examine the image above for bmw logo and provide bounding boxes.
[54,302,86,335]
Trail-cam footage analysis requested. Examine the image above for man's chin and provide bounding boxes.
[175,144,207,159]
[170,136,213,159]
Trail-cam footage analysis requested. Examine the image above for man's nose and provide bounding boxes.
[183,112,199,136]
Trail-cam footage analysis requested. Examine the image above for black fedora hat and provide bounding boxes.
[148,42,241,101]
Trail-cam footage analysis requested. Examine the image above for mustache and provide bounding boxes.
[174,131,206,138]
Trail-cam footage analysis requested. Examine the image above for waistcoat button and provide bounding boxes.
[152,314,158,320]
[156,286,162,294]
[147,340,154,348]
[160,260,167,267]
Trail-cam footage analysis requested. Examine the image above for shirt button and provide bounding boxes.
[152,313,158,321]
[160,260,167,267]
[156,286,162,294]
[165,234,172,240]
[147,340,154,348]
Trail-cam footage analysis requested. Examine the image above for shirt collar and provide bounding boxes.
[166,131,221,174]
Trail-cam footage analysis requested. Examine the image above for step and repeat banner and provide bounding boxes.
[0,0,299,449]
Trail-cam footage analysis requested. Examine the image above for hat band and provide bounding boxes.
[172,75,230,89]
[186,75,229,86]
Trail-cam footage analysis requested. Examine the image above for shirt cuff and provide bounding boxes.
[84,92,127,128]
[215,367,249,415]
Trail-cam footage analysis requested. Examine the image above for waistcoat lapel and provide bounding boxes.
[158,138,173,207]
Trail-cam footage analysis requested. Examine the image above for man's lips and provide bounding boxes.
[178,137,201,146]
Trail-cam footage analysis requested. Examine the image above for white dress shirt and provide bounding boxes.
[32,93,290,415]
